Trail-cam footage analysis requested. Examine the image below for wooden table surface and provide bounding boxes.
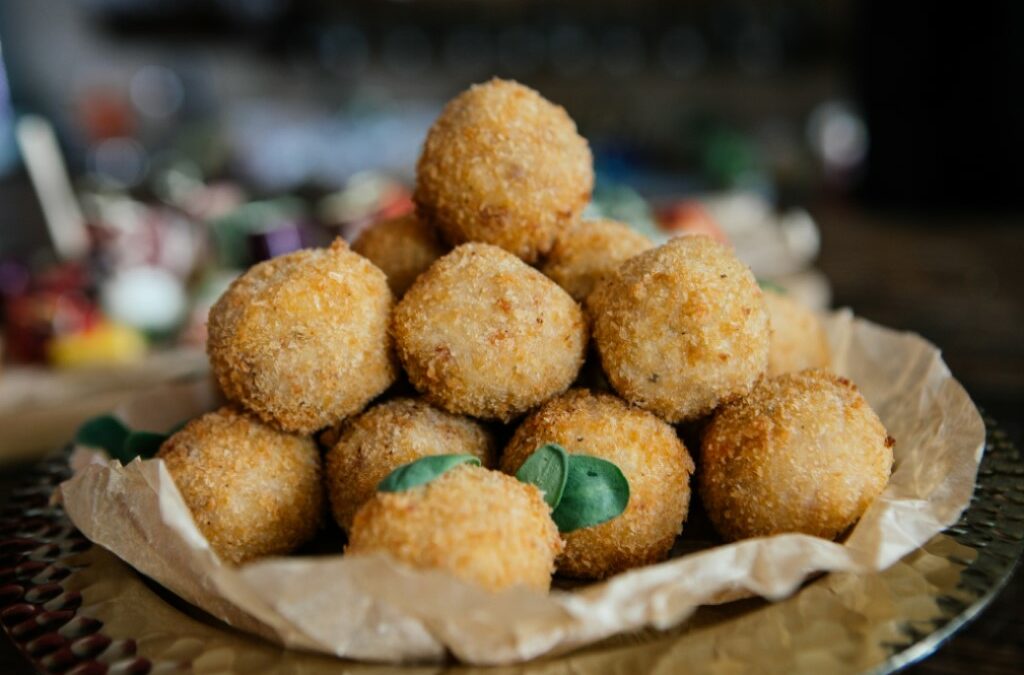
[0,201,1020,673]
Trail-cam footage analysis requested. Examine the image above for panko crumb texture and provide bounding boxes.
[588,235,769,423]
[699,369,894,542]
[541,218,654,302]
[393,243,588,421]
[157,406,325,565]
[347,465,563,592]
[415,78,593,263]
[207,239,397,434]
[763,289,831,377]
[352,213,448,297]
[502,388,695,579]
[325,397,495,530]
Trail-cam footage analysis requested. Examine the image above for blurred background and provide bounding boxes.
[0,1,1021,671]
[0,0,1020,445]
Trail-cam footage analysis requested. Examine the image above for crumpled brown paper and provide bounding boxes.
[58,311,986,665]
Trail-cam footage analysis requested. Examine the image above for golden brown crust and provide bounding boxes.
[352,213,448,297]
[157,406,324,565]
[699,369,894,542]
[414,79,593,263]
[207,239,397,433]
[392,243,588,422]
[501,389,695,579]
[587,235,769,423]
[763,289,831,377]
[541,219,654,302]
[325,397,495,531]
[347,465,563,592]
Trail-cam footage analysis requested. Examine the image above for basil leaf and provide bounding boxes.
[552,455,630,533]
[515,444,569,509]
[119,431,169,462]
[758,279,786,294]
[378,454,481,493]
[75,415,129,455]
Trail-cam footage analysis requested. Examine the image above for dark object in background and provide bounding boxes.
[854,1,1024,211]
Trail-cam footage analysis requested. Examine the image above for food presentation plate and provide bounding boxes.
[0,414,1020,674]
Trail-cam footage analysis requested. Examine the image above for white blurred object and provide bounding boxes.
[700,191,821,279]
[101,266,187,333]
[82,192,203,279]
[770,269,832,311]
[15,115,89,260]
[807,101,868,173]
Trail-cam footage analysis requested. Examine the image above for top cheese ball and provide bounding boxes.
[415,79,594,263]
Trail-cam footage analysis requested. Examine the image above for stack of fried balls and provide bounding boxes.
[157,79,894,592]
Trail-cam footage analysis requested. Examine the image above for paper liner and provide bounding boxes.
[58,312,986,664]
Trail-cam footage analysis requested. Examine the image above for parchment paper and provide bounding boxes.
[58,311,986,665]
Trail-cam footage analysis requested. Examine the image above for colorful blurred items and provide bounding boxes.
[319,171,412,242]
[99,265,187,336]
[583,182,660,240]
[698,124,761,190]
[152,156,245,222]
[82,192,205,279]
[210,196,311,267]
[180,269,239,347]
[655,200,730,245]
[75,86,135,142]
[1,261,100,364]
[47,321,146,369]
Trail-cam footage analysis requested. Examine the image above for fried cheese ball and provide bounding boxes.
[699,369,894,542]
[208,239,397,433]
[157,406,324,565]
[588,235,769,423]
[540,218,654,302]
[325,397,496,530]
[501,389,695,579]
[352,213,447,297]
[347,465,563,592]
[415,79,594,263]
[393,243,588,421]
[764,289,831,377]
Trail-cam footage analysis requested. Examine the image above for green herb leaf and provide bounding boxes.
[515,444,569,509]
[119,431,169,462]
[378,454,481,493]
[552,455,630,533]
[75,415,129,455]
[757,279,786,294]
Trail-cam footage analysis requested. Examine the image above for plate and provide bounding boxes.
[0,414,1021,674]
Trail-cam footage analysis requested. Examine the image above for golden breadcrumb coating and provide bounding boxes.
[541,219,654,302]
[587,235,769,423]
[347,465,563,592]
[414,78,594,263]
[325,397,496,530]
[501,389,695,579]
[763,289,831,377]
[207,239,397,433]
[393,243,588,422]
[352,213,448,297]
[157,406,324,565]
[699,369,894,542]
